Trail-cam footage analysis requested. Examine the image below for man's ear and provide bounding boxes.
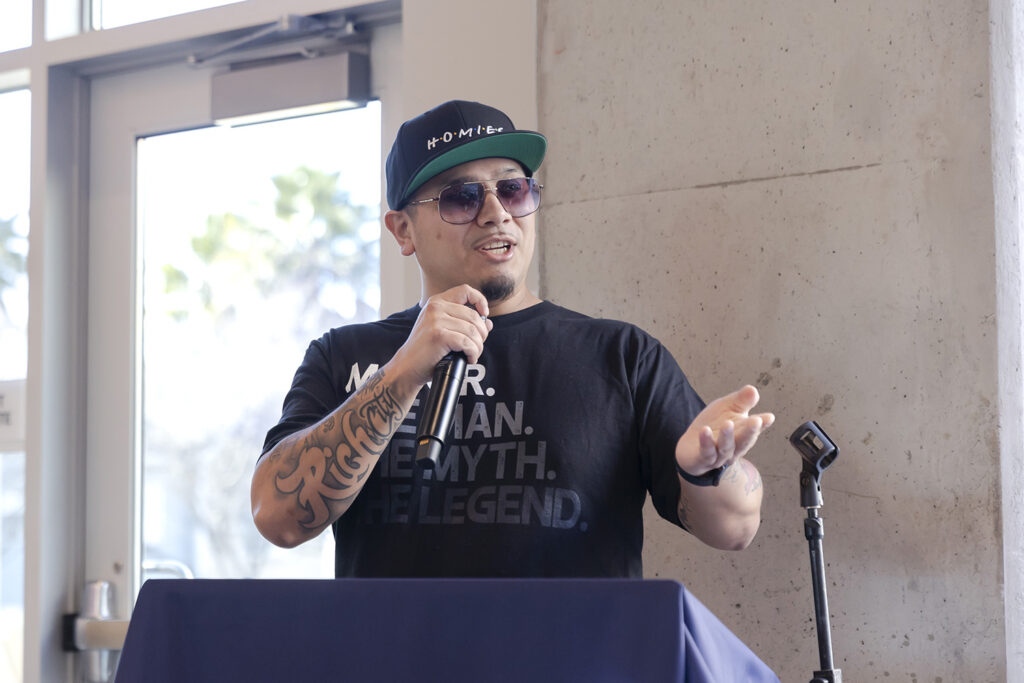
[383,209,416,256]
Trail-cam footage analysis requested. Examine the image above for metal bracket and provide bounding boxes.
[62,581,130,683]
[62,614,131,652]
[187,14,329,65]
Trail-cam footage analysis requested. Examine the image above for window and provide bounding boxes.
[0,87,30,683]
[0,1,30,53]
[92,0,242,30]
[136,102,381,581]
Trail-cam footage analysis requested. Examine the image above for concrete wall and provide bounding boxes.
[537,1,1009,680]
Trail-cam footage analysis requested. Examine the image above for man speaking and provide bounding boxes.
[250,100,774,577]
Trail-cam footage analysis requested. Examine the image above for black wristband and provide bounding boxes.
[676,460,729,487]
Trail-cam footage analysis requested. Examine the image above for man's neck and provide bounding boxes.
[417,287,541,316]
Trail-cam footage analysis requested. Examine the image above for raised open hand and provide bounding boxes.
[676,385,775,477]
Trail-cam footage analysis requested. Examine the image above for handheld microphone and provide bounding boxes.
[415,351,467,467]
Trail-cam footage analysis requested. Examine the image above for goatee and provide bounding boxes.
[480,276,515,303]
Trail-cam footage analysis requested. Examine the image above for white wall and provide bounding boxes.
[537,1,1011,681]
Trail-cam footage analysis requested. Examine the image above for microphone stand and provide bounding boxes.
[789,421,843,683]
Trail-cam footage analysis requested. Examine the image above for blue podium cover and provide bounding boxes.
[113,579,778,682]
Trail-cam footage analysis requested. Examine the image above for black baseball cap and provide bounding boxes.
[385,100,547,210]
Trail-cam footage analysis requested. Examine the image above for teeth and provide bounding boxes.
[483,243,511,252]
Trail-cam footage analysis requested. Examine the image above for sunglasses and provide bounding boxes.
[406,177,543,225]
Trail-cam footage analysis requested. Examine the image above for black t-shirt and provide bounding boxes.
[262,301,705,578]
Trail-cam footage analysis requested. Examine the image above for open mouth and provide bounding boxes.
[481,242,513,254]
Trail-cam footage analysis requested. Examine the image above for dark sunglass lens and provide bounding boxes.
[496,178,540,217]
[439,183,484,223]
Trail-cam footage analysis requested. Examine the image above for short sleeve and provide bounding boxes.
[261,334,343,457]
[632,336,705,528]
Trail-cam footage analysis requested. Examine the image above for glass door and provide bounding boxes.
[86,42,390,614]
[136,106,381,582]
[0,86,30,683]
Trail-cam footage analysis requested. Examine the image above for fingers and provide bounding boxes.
[696,426,719,471]
[704,385,761,421]
[717,421,736,461]
[731,415,763,457]
[422,309,488,362]
[700,420,737,468]
[678,385,773,479]
[712,386,773,431]
[724,384,760,414]
[697,412,772,468]
[417,285,493,364]
[447,283,490,320]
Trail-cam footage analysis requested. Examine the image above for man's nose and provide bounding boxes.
[475,188,511,226]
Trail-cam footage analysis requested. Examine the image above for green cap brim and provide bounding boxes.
[402,131,547,206]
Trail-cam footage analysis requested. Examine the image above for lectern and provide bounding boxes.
[113,579,778,682]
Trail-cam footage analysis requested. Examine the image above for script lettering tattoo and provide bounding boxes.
[321,415,336,433]
[275,446,356,529]
[274,370,406,530]
[357,372,403,445]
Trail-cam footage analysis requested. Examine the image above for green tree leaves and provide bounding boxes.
[163,165,375,329]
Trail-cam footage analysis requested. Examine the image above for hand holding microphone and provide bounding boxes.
[398,286,491,466]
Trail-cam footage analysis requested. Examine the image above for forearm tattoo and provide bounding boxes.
[273,371,404,530]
